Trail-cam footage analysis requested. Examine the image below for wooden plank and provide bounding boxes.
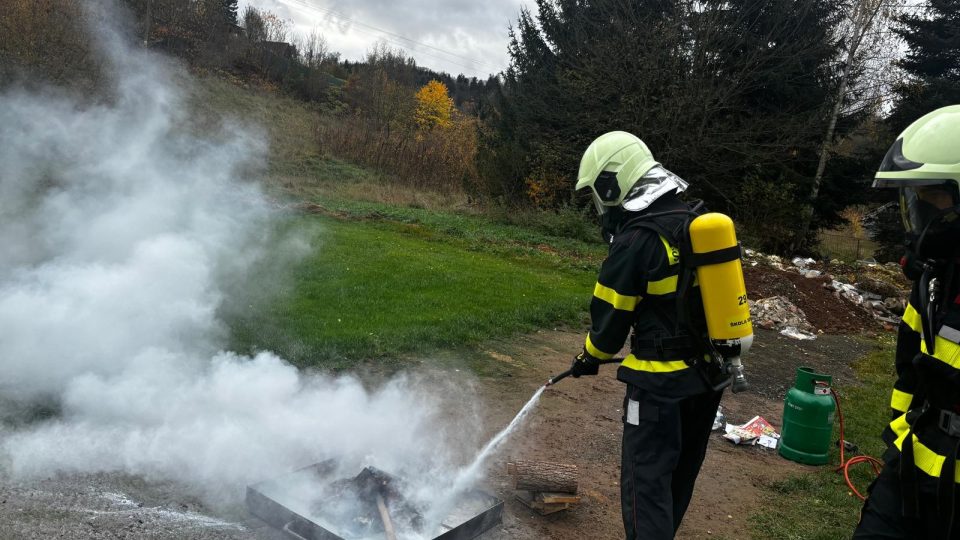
[515,491,576,516]
[536,492,582,504]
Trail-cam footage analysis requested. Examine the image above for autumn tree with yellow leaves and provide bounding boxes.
[414,80,453,130]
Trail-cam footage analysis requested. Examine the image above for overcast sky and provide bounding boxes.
[240,0,531,79]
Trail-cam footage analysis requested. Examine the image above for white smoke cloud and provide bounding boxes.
[0,0,485,516]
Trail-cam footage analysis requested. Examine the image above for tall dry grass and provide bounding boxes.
[318,113,479,196]
[0,0,102,89]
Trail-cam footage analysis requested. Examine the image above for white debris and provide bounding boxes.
[751,296,815,335]
[712,406,726,431]
[780,326,817,340]
[723,416,779,446]
[792,257,817,269]
[757,434,780,450]
[831,280,864,305]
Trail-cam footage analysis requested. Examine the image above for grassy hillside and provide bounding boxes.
[186,75,605,368]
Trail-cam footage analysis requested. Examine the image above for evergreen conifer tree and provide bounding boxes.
[888,0,960,132]
[488,0,846,251]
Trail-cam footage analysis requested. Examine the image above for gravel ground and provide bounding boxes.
[0,470,284,540]
[0,326,881,540]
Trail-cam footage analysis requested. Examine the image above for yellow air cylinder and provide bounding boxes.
[689,213,752,342]
[689,213,751,392]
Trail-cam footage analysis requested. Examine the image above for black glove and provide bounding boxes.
[570,349,600,378]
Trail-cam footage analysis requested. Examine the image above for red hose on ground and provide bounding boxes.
[830,388,884,500]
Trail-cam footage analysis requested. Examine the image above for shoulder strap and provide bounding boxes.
[618,206,708,356]
[673,217,702,342]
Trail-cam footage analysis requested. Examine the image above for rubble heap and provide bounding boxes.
[751,296,812,331]
[742,248,911,336]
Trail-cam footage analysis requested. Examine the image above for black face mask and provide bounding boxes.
[911,205,960,260]
[599,206,624,243]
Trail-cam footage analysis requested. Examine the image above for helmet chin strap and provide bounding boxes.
[600,206,624,243]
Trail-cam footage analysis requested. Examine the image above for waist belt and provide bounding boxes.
[630,334,697,360]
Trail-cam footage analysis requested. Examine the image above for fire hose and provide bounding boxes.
[546,356,742,392]
[545,358,623,387]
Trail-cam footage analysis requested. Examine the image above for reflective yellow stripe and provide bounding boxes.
[903,303,922,334]
[585,335,615,360]
[646,275,678,295]
[890,413,960,484]
[593,282,640,311]
[660,235,680,266]
[921,335,960,369]
[620,354,690,373]
[890,388,913,413]
[890,412,909,437]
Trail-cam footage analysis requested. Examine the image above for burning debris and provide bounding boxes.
[323,467,423,539]
[247,462,503,540]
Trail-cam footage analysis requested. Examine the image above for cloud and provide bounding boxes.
[242,0,530,77]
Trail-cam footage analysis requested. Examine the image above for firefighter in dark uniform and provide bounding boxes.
[569,131,725,539]
[853,105,960,539]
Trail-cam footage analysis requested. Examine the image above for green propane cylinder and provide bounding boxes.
[779,366,836,465]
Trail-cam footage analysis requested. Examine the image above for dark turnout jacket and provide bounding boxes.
[583,194,711,398]
[882,264,960,495]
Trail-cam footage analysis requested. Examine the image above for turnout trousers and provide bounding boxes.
[620,384,723,540]
[853,454,960,540]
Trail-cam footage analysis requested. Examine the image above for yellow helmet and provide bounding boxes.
[874,105,960,257]
[576,131,686,214]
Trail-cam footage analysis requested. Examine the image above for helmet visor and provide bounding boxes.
[621,166,689,212]
[899,181,960,233]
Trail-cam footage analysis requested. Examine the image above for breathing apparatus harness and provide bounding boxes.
[617,201,749,393]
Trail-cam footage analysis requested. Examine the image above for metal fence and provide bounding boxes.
[818,231,878,262]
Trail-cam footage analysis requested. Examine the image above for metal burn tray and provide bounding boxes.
[246,462,503,540]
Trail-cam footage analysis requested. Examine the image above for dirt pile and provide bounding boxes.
[740,248,913,335]
[744,266,878,334]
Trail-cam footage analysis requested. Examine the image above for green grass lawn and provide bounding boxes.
[226,214,596,368]
[185,77,609,369]
[749,335,896,539]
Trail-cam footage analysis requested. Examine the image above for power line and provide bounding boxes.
[274,0,501,74]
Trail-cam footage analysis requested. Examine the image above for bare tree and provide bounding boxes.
[242,5,266,43]
[261,9,289,43]
[796,0,906,248]
[295,27,330,69]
